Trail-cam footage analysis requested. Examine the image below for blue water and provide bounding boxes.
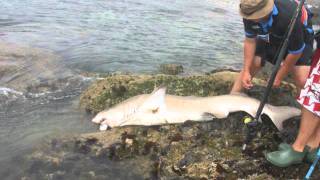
[0,0,244,74]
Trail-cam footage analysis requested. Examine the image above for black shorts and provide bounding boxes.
[255,40,313,66]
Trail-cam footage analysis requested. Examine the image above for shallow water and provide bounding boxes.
[0,0,243,74]
[0,0,244,179]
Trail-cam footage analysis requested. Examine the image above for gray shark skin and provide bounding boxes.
[92,87,301,131]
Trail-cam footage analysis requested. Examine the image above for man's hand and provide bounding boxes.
[242,71,253,89]
[272,78,282,88]
[266,76,282,88]
[241,38,256,90]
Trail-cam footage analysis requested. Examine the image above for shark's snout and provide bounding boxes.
[91,114,106,124]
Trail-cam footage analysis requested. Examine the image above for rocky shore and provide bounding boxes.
[1,1,319,179]
[13,70,320,180]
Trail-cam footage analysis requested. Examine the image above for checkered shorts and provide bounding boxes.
[297,49,320,117]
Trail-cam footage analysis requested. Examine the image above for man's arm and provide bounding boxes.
[274,53,302,87]
[241,19,258,89]
[242,37,257,89]
[243,37,257,72]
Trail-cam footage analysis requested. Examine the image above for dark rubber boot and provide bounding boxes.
[278,143,290,150]
[265,147,307,167]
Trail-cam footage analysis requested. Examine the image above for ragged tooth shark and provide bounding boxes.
[92,86,301,131]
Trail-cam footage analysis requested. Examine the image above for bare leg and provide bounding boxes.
[305,122,320,150]
[230,56,262,93]
[292,65,320,150]
[292,65,310,94]
[292,107,320,152]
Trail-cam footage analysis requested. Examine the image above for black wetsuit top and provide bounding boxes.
[243,0,314,56]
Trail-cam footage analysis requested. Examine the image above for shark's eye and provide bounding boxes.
[101,118,106,122]
[151,108,159,114]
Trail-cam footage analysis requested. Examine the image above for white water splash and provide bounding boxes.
[0,87,23,96]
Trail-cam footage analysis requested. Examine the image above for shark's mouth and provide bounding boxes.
[98,119,111,131]
[99,123,109,131]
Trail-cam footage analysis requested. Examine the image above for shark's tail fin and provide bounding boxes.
[262,105,301,130]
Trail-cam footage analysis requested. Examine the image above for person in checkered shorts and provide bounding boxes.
[266,31,320,167]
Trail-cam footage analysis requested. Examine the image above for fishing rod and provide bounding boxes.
[242,0,307,151]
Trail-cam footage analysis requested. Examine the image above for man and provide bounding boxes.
[234,0,317,168]
[266,32,320,167]
[231,0,314,94]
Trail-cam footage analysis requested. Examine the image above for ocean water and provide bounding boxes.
[0,0,244,178]
[0,0,243,74]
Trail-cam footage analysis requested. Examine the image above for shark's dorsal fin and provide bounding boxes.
[201,112,216,120]
[151,84,166,93]
[139,86,167,113]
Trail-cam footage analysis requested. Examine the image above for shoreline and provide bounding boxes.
[13,70,319,179]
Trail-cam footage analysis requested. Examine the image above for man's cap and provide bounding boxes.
[239,0,274,20]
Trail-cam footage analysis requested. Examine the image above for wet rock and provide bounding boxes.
[0,42,72,92]
[21,177,32,180]
[175,161,224,179]
[95,147,110,160]
[178,152,204,170]
[74,140,91,154]
[85,137,99,146]
[27,158,60,175]
[51,138,60,150]
[47,171,66,180]
[18,116,320,179]
[18,70,320,179]
[159,64,184,75]
[168,133,183,142]
[125,138,134,147]
[108,143,123,160]
[209,68,239,74]
[62,153,83,162]
[59,160,75,172]
[143,141,158,155]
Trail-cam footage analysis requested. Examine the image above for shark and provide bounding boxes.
[92,86,301,131]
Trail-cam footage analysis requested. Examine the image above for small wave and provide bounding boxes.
[79,75,94,82]
[1,75,91,102]
[0,87,23,96]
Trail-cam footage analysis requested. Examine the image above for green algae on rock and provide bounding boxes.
[80,71,298,114]
[159,64,184,75]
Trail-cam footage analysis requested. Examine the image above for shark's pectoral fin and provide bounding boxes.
[263,105,301,131]
[201,112,216,121]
